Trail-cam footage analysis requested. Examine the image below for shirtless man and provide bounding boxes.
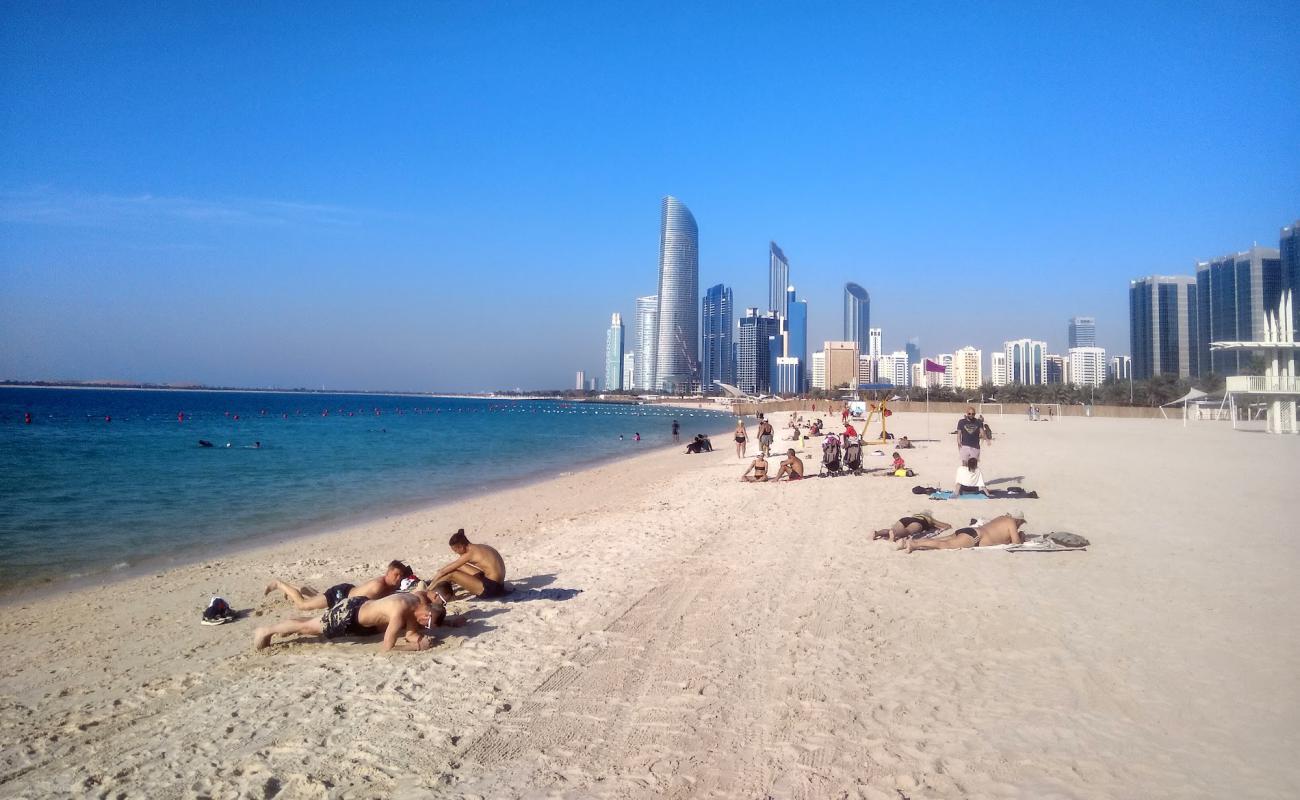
[903,510,1026,552]
[772,449,804,481]
[253,591,445,652]
[430,529,508,599]
[740,454,769,482]
[264,560,411,611]
[873,511,952,541]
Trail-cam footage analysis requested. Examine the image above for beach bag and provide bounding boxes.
[1047,531,1090,548]
[201,597,235,626]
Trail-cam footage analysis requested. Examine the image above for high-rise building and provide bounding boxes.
[773,357,802,395]
[1108,355,1132,382]
[769,242,789,316]
[1069,346,1107,387]
[858,355,875,386]
[868,327,882,359]
[905,339,921,372]
[824,341,860,390]
[878,351,910,386]
[654,196,699,391]
[701,284,734,390]
[1045,353,1066,384]
[1129,276,1198,381]
[1282,221,1300,338]
[843,283,871,356]
[937,353,955,388]
[604,313,625,391]
[634,295,658,390]
[1196,246,1282,376]
[990,352,1008,386]
[1068,316,1097,348]
[736,308,780,395]
[812,351,826,390]
[587,378,598,391]
[785,286,808,393]
[952,346,982,390]
[575,370,586,391]
[910,362,924,387]
[623,353,635,391]
[1002,339,1048,385]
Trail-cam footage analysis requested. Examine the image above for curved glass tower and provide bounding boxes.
[654,196,699,391]
[844,282,871,355]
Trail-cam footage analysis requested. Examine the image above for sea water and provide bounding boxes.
[0,387,733,591]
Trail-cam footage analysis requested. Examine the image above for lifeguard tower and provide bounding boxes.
[1212,290,1299,434]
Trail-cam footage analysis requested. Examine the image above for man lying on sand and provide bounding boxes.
[264,560,411,611]
[430,529,508,599]
[740,455,769,482]
[253,591,445,652]
[901,510,1026,552]
[874,510,952,541]
[772,449,804,481]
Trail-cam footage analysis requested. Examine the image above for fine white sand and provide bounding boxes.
[1,410,1297,799]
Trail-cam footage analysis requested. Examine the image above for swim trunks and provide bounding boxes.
[788,473,803,481]
[324,583,355,607]
[320,597,375,639]
[954,527,980,544]
[478,577,507,598]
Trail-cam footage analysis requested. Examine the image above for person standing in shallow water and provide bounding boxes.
[733,419,748,458]
[672,419,680,443]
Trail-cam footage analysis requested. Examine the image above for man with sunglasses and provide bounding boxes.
[956,406,986,464]
[253,590,445,652]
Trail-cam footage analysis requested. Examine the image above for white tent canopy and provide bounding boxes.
[1161,388,1208,407]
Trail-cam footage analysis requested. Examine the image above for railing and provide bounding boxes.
[1226,376,1300,393]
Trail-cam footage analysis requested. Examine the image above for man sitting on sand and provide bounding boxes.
[265,560,412,611]
[430,528,508,599]
[740,454,769,482]
[902,510,1026,552]
[253,591,445,652]
[772,449,804,481]
[873,510,951,541]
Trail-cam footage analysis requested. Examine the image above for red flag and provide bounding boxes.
[924,358,947,373]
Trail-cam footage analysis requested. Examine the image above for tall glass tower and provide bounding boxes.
[1068,316,1096,348]
[634,295,658,391]
[785,285,808,392]
[701,284,734,390]
[844,282,871,356]
[654,196,700,392]
[1129,275,1198,381]
[604,313,625,391]
[1195,246,1281,376]
[769,242,789,316]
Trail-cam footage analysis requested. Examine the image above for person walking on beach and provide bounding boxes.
[253,591,444,652]
[733,419,748,458]
[430,528,508,599]
[672,420,680,443]
[758,418,774,457]
[902,510,1026,552]
[265,560,412,611]
[956,406,986,464]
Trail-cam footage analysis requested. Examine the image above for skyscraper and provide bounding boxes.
[769,242,789,316]
[736,308,780,394]
[623,353,635,391]
[1196,246,1283,376]
[990,352,1008,386]
[575,370,586,391]
[953,346,982,391]
[905,339,921,373]
[1069,346,1107,387]
[701,284,734,390]
[812,351,826,390]
[1282,221,1300,337]
[1129,276,1198,381]
[1109,355,1132,381]
[1045,354,1066,384]
[843,283,870,356]
[654,196,699,392]
[785,285,808,392]
[1004,339,1048,384]
[604,313,625,391]
[635,295,658,391]
[1068,316,1096,348]
[868,327,882,359]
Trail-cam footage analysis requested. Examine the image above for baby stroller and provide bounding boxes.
[820,433,843,476]
[842,435,863,474]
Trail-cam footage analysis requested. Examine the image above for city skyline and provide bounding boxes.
[2,5,1297,391]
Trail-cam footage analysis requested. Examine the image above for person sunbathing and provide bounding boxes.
[903,510,1026,552]
[430,528,508,599]
[740,455,769,482]
[265,560,411,611]
[772,449,804,481]
[253,591,445,651]
[954,457,987,495]
[874,511,951,541]
[898,435,914,449]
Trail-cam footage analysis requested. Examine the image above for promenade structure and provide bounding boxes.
[604,313,625,391]
[1197,246,1283,377]
[1068,316,1097,348]
[1004,339,1048,384]
[634,295,658,390]
[1215,290,1299,434]
[952,346,982,391]
[654,196,699,392]
[701,284,735,390]
[843,283,871,357]
[991,352,1008,386]
[785,286,808,392]
[736,309,780,395]
[824,341,860,390]
[769,242,789,317]
[1109,355,1132,381]
[1069,346,1107,387]
[1130,276,1198,381]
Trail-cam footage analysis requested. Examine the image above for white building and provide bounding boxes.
[868,327,882,359]
[812,351,826,390]
[910,362,924,387]
[1004,339,1048,385]
[858,355,876,385]
[575,370,586,391]
[623,353,635,390]
[877,350,910,386]
[937,353,955,388]
[1069,346,1107,387]
[1109,355,1132,381]
[604,313,625,391]
[990,352,1008,386]
[952,346,982,391]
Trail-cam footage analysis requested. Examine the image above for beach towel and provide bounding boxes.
[1005,539,1084,553]
[929,489,1039,500]
[929,490,990,500]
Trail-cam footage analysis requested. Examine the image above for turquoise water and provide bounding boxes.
[0,388,733,590]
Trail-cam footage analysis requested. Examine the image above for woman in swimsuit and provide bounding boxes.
[734,419,748,458]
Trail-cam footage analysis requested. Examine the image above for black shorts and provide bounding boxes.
[320,597,375,639]
[478,577,507,598]
[324,583,355,607]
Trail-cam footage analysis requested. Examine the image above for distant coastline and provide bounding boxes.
[1,380,590,401]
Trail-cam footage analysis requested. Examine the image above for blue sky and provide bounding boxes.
[2,2,1297,390]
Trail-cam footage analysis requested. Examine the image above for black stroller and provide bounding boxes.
[819,433,843,476]
[842,436,863,474]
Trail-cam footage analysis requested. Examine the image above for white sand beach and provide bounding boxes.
[1,410,1298,799]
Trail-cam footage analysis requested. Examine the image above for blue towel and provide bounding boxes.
[929,491,989,500]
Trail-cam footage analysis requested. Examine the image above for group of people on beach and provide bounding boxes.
[254,528,508,652]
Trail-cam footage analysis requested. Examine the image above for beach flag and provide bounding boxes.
[924,358,947,373]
